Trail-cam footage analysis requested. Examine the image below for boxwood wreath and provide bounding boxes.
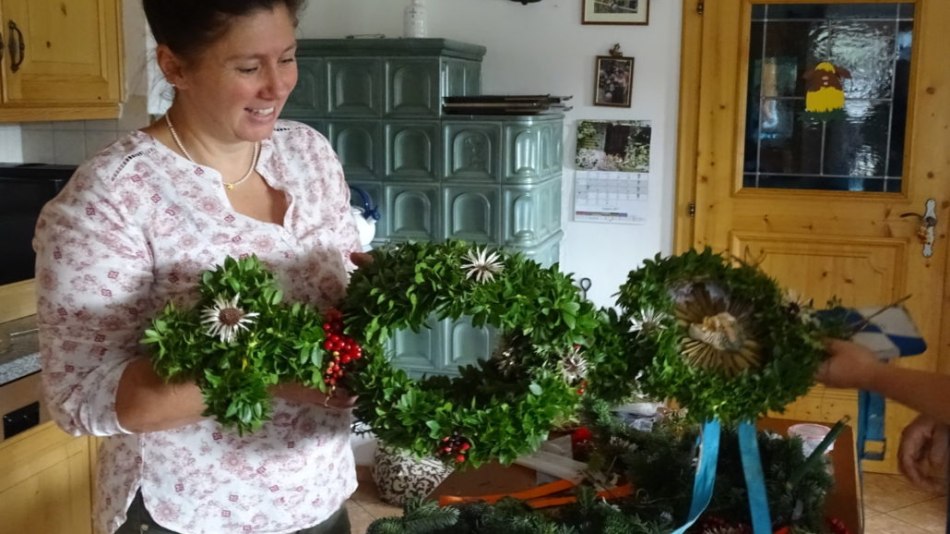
[614,248,846,425]
[339,240,602,467]
[143,256,363,434]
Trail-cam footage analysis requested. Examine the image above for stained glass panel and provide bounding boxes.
[744,3,913,192]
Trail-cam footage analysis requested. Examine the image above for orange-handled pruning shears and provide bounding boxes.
[437,478,634,509]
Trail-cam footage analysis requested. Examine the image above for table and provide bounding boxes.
[431,419,861,533]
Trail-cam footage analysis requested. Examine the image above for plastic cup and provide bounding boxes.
[788,423,834,458]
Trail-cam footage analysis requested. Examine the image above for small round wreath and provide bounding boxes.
[614,248,842,425]
[144,256,363,434]
[340,240,601,467]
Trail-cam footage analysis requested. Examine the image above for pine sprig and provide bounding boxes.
[581,399,834,531]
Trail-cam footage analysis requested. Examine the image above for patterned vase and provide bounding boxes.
[371,443,454,506]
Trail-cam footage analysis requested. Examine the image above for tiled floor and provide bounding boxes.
[346,468,403,534]
[346,470,948,533]
[863,472,947,533]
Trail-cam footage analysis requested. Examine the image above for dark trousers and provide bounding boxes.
[115,490,351,534]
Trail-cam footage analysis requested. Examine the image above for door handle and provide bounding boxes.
[7,20,24,73]
[900,198,937,258]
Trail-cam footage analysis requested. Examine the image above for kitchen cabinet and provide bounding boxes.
[0,422,96,534]
[0,0,123,122]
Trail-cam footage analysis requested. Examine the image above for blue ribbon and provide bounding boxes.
[672,420,721,534]
[738,421,772,533]
[857,390,886,460]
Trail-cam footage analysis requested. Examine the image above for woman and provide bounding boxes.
[34,1,362,532]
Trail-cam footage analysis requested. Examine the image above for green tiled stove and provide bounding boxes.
[284,38,564,377]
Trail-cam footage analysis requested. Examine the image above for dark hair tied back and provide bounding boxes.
[143,0,305,60]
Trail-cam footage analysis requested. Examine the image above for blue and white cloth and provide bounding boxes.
[843,305,927,360]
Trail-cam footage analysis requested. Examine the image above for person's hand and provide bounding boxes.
[271,382,358,410]
[815,339,883,390]
[898,414,949,493]
[350,251,373,268]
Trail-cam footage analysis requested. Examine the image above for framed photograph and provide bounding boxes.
[582,0,649,25]
[594,55,634,107]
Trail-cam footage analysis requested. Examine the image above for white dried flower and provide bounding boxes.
[560,346,589,383]
[200,294,259,343]
[629,306,669,333]
[782,289,816,324]
[461,247,504,283]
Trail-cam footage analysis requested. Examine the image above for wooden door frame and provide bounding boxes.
[673,0,950,377]
[674,0,704,254]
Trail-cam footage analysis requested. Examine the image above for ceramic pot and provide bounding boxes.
[371,443,454,506]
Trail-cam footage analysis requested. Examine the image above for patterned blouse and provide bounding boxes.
[34,121,361,534]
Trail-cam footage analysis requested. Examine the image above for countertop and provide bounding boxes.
[0,354,40,386]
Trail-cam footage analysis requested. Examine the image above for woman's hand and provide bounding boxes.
[815,339,883,390]
[350,251,373,268]
[898,414,949,493]
[271,382,358,410]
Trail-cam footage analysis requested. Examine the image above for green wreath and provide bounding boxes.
[143,256,362,434]
[614,248,844,425]
[340,240,601,467]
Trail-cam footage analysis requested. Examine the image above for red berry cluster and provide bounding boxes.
[826,517,850,534]
[437,431,472,464]
[321,309,363,388]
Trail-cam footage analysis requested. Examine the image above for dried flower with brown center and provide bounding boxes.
[200,294,260,344]
[675,283,762,376]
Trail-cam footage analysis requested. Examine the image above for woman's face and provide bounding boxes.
[175,4,299,144]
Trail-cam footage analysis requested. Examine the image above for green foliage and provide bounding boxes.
[143,256,331,434]
[582,307,638,404]
[613,248,846,424]
[364,402,834,534]
[366,499,461,534]
[583,399,834,532]
[368,492,671,534]
[340,240,602,467]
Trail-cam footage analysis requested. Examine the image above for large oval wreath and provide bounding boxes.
[340,240,601,467]
[614,248,843,425]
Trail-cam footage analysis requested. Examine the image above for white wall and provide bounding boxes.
[299,0,683,308]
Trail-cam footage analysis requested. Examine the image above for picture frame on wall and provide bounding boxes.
[594,55,634,107]
[582,0,650,25]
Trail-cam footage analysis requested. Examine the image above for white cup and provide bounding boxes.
[788,423,834,458]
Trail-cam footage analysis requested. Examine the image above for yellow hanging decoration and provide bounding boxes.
[802,62,851,119]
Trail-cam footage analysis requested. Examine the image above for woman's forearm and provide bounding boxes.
[115,357,206,433]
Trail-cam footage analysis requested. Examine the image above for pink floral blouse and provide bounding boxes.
[34,121,361,534]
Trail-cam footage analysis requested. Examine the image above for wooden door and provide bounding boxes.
[0,0,121,119]
[676,0,950,473]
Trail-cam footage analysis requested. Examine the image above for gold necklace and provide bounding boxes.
[164,113,259,191]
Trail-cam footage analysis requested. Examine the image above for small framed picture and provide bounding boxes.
[594,55,634,107]
[582,0,650,25]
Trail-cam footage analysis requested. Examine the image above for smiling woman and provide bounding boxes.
[32,1,364,534]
